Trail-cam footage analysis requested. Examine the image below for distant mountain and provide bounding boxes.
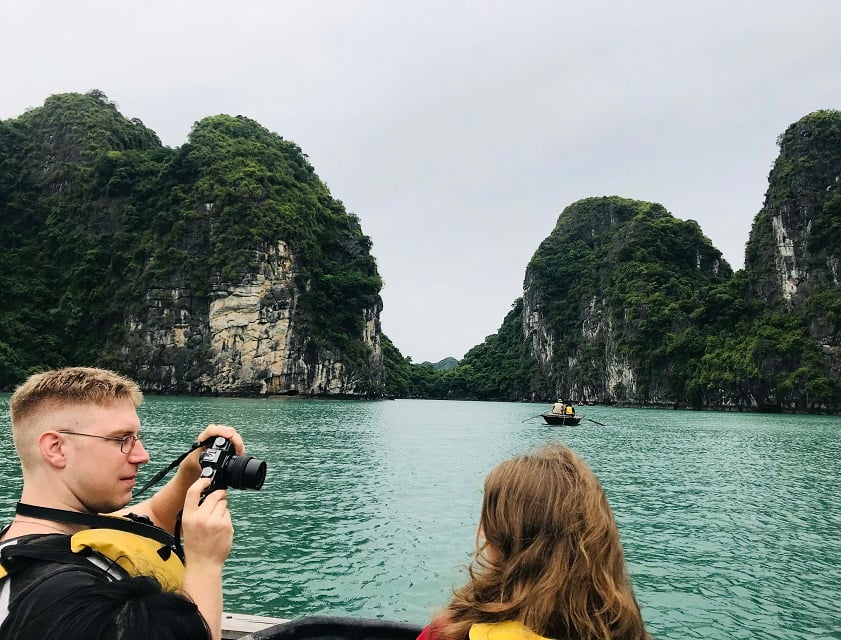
[419,357,459,371]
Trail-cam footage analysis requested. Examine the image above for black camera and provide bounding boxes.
[199,437,267,497]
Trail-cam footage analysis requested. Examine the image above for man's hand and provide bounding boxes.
[179,424,246,479]
[181,477,233,567]
[128,424,245,536]
[181,477,233,640]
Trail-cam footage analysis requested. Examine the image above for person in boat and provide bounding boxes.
[1,574,211,640]
[565,402,575,416]
[551,399,566,415]
[417,444,649,640]
[0,367,243,640]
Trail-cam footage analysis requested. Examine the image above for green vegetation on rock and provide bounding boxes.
[0,91,382,391]
[2,93,839,411]
[412,111,841,412]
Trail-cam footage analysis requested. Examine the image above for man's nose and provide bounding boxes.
[130,439,151,464]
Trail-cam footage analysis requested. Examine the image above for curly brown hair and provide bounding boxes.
[433,444,649,640]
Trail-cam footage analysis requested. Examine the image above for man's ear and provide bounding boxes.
[38,431,68,468]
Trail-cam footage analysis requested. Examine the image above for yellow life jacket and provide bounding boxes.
[0,507,185,592]
[69,527,185,589]
[469,621,551,640]
[0,524,185,629]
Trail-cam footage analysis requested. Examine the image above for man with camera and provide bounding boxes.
[0,367,247,640]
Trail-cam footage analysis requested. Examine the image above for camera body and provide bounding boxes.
[199,436,267,497]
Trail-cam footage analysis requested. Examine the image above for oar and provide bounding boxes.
[582,416,606,426]
[521,413,545,423]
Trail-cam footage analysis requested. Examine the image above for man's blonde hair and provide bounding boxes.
[11,367,144,426]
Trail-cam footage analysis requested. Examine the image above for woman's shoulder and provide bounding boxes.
[417,624,435,640]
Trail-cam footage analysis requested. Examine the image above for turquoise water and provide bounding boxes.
[1,395,839,639]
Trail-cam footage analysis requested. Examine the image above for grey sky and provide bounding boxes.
[3,1,840,362]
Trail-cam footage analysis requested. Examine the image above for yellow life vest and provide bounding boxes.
[469,621,551,640]
[0,510,185,591]
[70,527,185,589]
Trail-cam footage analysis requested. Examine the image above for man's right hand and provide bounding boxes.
[180,477,233,640]
[181,477,233,568]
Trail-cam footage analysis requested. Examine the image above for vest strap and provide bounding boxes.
[15,504,181,559]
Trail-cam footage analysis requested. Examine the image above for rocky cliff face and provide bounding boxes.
[521,276,555,379]
[126,242,383,396]
[744,110,841,389]
[524,289,640,403]
[745,111,841,304]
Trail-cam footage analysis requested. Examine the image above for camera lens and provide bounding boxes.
[224,455,267,490]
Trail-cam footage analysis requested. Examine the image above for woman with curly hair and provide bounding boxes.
[419,444,649,640]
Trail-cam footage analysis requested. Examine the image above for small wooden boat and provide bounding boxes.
[540,412,582,426]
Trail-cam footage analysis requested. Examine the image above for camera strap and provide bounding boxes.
[133,438,212,499]
[130,437,216,561]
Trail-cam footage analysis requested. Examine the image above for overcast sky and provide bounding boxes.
[3,1,840,363]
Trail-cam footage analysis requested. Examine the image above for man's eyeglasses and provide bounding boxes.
[58,430,143,454]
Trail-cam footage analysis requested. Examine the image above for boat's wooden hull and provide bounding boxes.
[540,413,582,426]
